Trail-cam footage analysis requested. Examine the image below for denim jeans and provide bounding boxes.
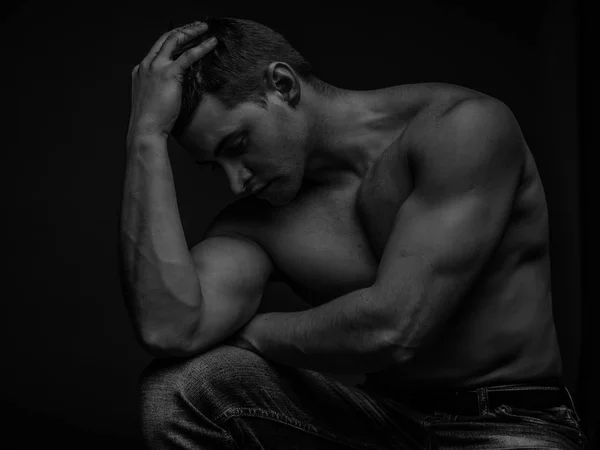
[139,345,587,449]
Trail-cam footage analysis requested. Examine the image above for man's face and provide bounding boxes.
[178,93,307,207]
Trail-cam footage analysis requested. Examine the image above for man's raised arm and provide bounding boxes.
[119,133,204,354]
[119,132,272,356]
[118,22,272,357]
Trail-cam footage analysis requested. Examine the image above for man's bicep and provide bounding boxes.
[378,99,523,274]
[192,234,274,302]
[371,98,524,349]
[186,233,274,355]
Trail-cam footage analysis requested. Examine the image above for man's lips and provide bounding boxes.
[244,180,268,197]
[254,182,270,197]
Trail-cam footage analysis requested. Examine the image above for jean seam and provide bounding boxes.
[177,391,238,449]
[216,406,386,450]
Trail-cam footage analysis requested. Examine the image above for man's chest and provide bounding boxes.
[252,141,414,304]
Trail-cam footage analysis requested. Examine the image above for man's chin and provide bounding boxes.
[263,189,295,207]
[260,177,302,207]
[263,193,291,207]
[269,197,293,207]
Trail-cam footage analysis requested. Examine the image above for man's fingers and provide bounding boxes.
[158,22,208,62]
[141,31,172,66]
[173,37,217,71]
[140,21,206,67]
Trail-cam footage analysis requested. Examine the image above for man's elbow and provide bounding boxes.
[378,327,417,366]
[139,328,197,359]
[389,341,418,366]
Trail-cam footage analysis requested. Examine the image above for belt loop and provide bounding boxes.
[476,387,490,415]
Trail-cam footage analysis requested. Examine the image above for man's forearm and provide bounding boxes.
[119,134,202,347]
[241,287,406,374]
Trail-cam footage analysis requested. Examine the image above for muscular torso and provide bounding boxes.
[211,83,562,389]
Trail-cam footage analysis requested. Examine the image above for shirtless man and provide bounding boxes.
[120,17,587,449]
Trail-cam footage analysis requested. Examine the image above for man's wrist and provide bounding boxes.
[126,130,169,152]
[224,317,262,356]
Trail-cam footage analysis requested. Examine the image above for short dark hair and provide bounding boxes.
[170,17,329,138]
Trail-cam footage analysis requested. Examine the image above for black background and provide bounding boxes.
[1,0,594,447]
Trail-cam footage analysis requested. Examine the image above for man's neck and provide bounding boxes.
[302,84,426,183]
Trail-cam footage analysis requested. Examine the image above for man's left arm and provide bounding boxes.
[230,98,525,374]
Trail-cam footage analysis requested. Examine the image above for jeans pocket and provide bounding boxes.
[497,404,579,427]
[494,404,586,447]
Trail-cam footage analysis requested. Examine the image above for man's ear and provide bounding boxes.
[265,62,301,108]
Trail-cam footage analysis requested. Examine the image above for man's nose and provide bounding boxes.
[222,163,252,197]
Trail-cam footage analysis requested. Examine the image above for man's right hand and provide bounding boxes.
[127,21,217,142]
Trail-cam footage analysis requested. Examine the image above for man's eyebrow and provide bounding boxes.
[214,129,243,157]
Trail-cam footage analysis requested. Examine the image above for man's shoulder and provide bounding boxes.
[404,94,519,162]
[401,95,524,199]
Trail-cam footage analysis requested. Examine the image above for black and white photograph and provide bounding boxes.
[2,1,594,448]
